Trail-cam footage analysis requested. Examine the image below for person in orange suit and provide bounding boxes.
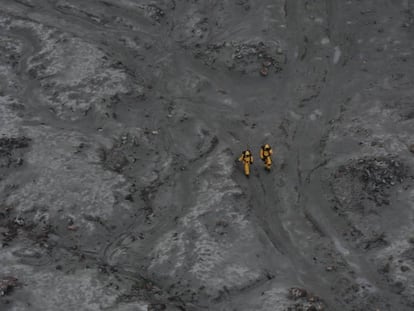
[238,149,253,177]
[260,144,273,171]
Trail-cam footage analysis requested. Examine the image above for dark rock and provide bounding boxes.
[124,193,134,202]
[103,150,129,173]
[380,262,390,274]
[363,232,388,250]
[0,277,18,296]
[13,217,25,226]
[402,247,414,260]
[0,137,30,152]
[392,281,405,294]
[0,137,31,169]
[260,67,268,76]
[148,303,167,311]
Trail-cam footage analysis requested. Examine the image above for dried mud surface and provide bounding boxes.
[0,0,414,310]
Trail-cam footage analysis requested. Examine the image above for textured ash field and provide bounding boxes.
[0,0,414,310]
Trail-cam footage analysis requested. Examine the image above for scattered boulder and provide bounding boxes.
[287,288,325,311]
[193,41,285,75]
[288,287,307,300]
[146,4,165,22]
[333,156,408,207]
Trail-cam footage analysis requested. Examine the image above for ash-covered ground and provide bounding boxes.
[0,0,414,310]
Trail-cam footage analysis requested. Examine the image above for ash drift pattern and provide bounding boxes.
[0,0,413,310]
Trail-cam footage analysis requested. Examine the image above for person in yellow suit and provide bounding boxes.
[238,149,253,177]
[260,144,273,171]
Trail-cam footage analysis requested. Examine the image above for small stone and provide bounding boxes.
[67,225,78,231]
[325,266,335,272]
[401,265,410,272]
[409,144,414,154]
[151,130,159,135]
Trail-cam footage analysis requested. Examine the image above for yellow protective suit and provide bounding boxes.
[260,144,273,171]
[238,150,253,177]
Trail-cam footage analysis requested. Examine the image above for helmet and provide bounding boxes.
[264,144,270,150]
